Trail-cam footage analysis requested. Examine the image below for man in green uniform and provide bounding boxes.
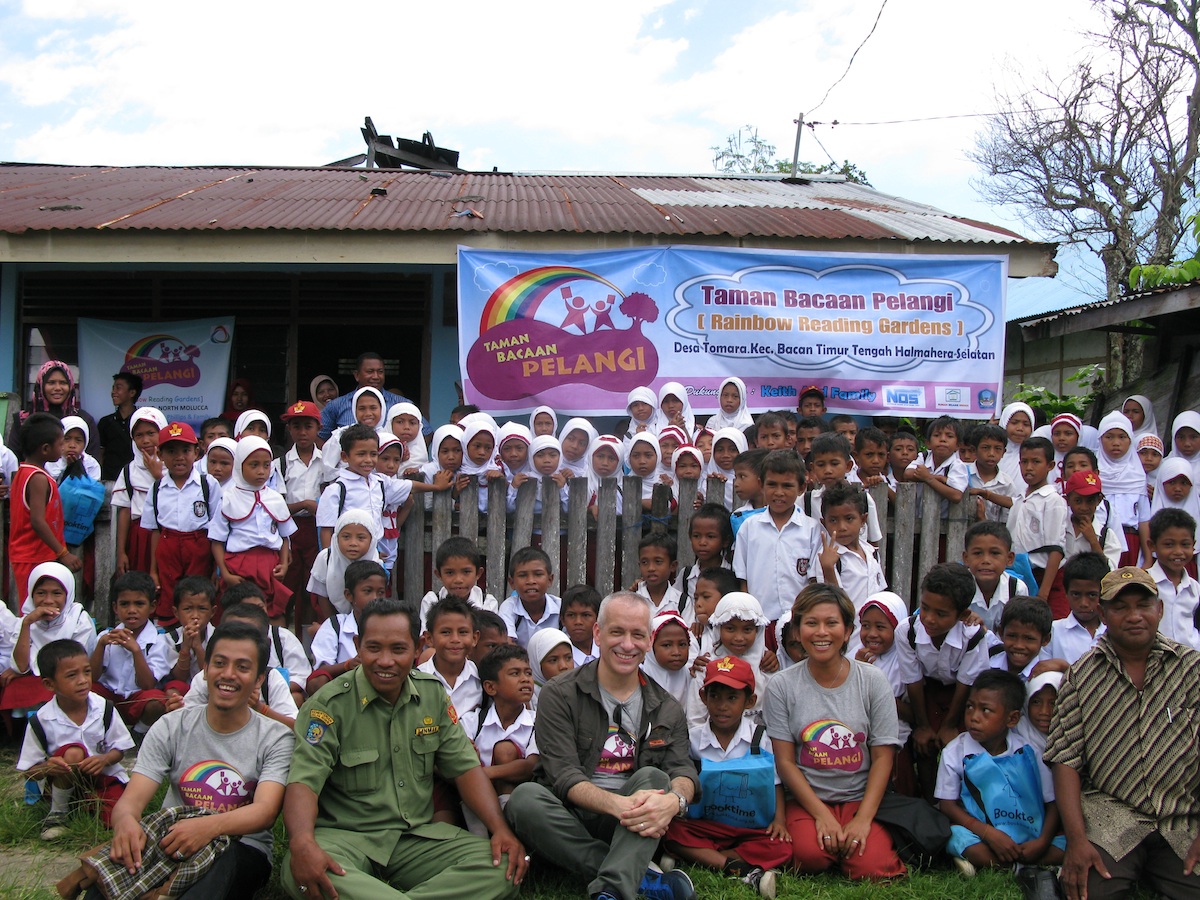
[282,598,527,899]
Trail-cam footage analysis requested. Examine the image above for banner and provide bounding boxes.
[78,317,234,426]
[458,246,1006,418]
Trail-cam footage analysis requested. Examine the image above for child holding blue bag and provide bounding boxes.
[662,655,790,898]
[935,669,1064,877]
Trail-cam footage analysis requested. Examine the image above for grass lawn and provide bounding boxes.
[0,740,1034,899]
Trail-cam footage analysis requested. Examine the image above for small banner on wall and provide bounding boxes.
[77,317,235,426]
[457,245,1006,418]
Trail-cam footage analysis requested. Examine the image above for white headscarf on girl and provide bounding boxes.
[527,628,574,687]
[123,407,168,497]
[558,417,599,473]
[1149,457,1200,521]
[458,416,499,478]
[497,422,534,480]
[706,427,748,507]
[349,387,386,427]
[852,591,912,743]
[386,402,428,467]
[640,613,697,700]
[710,592,769,674]
[627,432,664,501]
[657,381,696,437]
[1167,411,1200,482]
[220,436,291,522]
[1015,671,1063,757]
[671,447,706,499]
[420,424,464,481]
[1123,394,1159,440]
[19,562,95,673]
[323,509,383,613]
[528,434,564,484]
[999,402,1035,482]
[1097,411,1147,498]
[206,437,237,470]
[529,405,558,437]
[586,435,625,507]
[50,415,101,481]
[623,387,660,440]
[708,376,754,431]
[234,409,272,440]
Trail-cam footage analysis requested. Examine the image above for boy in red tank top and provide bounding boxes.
[10,414,81,604]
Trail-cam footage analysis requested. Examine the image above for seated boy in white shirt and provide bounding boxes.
[17,639,134,839]
[90,571,172,731]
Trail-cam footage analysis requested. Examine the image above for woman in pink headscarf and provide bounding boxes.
[7,360,98,460]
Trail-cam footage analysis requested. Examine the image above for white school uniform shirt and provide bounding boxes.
[1106,491,1149,531]
[268,625,313,686]
[572,642,600,666]
[934,731,1054,804]
[689,718,781,786]
[635,582,684,616]
[732,505,822,621]
[274,445,324,516]
[418,586,499,634]
[815,540,886,612]
[1148,561,1200,651]
[985,634,1051,681]
[498,593,563,648]
[906,452,971,516]
[968,574,1028,632]
[969,466,1019,523]
[1050,614,1106,665]
[183,668,299,718]
[164,622,216,679]
[97,622,173,696]
[894,616,989,687]
[17,693,135,780]
[315,470,410,532]
[140,470,222,533]
[417,658,483,714]
[47,453,102,482]
[1008,485,1070,568]
[459,704,539,766]
[1063,510,1125,570]
[804,485,883,543]
[311,613,359,669]
[207,498,296,552]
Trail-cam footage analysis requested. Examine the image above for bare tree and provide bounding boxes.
[971,0,1200,301]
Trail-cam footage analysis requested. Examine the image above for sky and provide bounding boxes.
[0,0,1106,290]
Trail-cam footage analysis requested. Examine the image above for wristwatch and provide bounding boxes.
[670,789,688,818]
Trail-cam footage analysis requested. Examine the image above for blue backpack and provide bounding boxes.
[59,474,106,545]
[689,724,776,829]
[961,744,1045,844]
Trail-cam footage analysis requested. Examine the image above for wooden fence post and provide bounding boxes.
[486,480,509,602]
[566,478,588,590]
[541,478,561,593]
[891,483,918,607]
[402,488,426,603]
[621,476,643,589]
[675,478,698,567]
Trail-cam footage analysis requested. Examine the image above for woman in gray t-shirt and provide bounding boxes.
[764,584,906,879]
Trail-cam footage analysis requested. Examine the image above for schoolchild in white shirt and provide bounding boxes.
[418,536,500,629]
[961,522,1028,632]
[417,596,483,715]
[90,571,172,731]
[1007,437,1070,603]
[1049,553,1107,664]
[815,481,887,614]
[1145,508,1200,650]
[276,401,324,623]
[111,407,167,576]
[315,424,412,551]
[387,401,429,470]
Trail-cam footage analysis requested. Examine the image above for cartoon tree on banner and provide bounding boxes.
[620,292,659,332]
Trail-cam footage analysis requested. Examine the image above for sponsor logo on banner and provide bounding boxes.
[827,386,877,403]
[936,386,971,410]
[883,386,925,407]
[978,389,997,410]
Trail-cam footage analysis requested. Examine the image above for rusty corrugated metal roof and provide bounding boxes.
[0,164,1031,244]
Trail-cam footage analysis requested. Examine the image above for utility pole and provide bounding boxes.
[790,113,804,178]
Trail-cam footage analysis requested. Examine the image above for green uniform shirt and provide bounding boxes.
[288,667,479,849]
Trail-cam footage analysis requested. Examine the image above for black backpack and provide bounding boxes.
[28,700,115,756]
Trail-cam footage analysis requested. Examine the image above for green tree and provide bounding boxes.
[712,125,871,185]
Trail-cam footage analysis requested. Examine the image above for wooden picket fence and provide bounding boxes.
[8,480,972,628]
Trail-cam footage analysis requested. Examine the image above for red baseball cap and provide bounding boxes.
[281,400,321,421]
[159,422,198,445]
[703,655,755,693]
[799,385,824,400]
[1063,470,1103,497]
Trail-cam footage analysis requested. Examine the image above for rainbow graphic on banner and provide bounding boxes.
[480,266,625,329]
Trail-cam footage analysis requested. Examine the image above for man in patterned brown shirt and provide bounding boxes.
[1045,566,1200,900]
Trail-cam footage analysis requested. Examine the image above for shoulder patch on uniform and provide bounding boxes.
[305,710,333,745]
[446,702,459,725]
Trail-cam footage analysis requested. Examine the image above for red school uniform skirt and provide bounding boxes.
[222,546,293,618]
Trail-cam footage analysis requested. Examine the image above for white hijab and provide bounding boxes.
[586,435,626,502]
[20,563,93,673]
[558,417,599,471]
[1123,394,1159,440]
[640,613,696,699]
[497,422,534,480]
[323,509,383,610]
[846,591,909,690]
[420,424,464,481]
[1097,411,1147,497]
[125,407,167,494]
[220,436,290,521]
[527,628,574,686]
[627,432,663,500]
[528,434,563,484]
[658,381,696,437]
[708,377,754,431]
[349,387,386,426]
[1014,671,1062,757]
[999,402,1035,482]
[206,437,237,484]
[1150,457,1200,521]
[710,592,769,673]
[623,387,660,440]
[529,405,558,437]
[707,427,748,507]
[671,446,705,498]
[234,409,272,440]
[1167,411,1200,482]
[387,402,428,466]
[459,416,499,478]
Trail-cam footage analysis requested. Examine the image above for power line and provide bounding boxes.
[805,106,1080,128]
[807,0,890,116]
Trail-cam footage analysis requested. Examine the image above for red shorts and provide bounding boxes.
[90,684,167,726]
[155,528,213,622]
[222,546,293,618]
[0,673,53,710]
[51,743,126,827]
[665,817,793,870]
[126,518,153,573]
[1119,529,1140,568]
[784,799,906,880]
